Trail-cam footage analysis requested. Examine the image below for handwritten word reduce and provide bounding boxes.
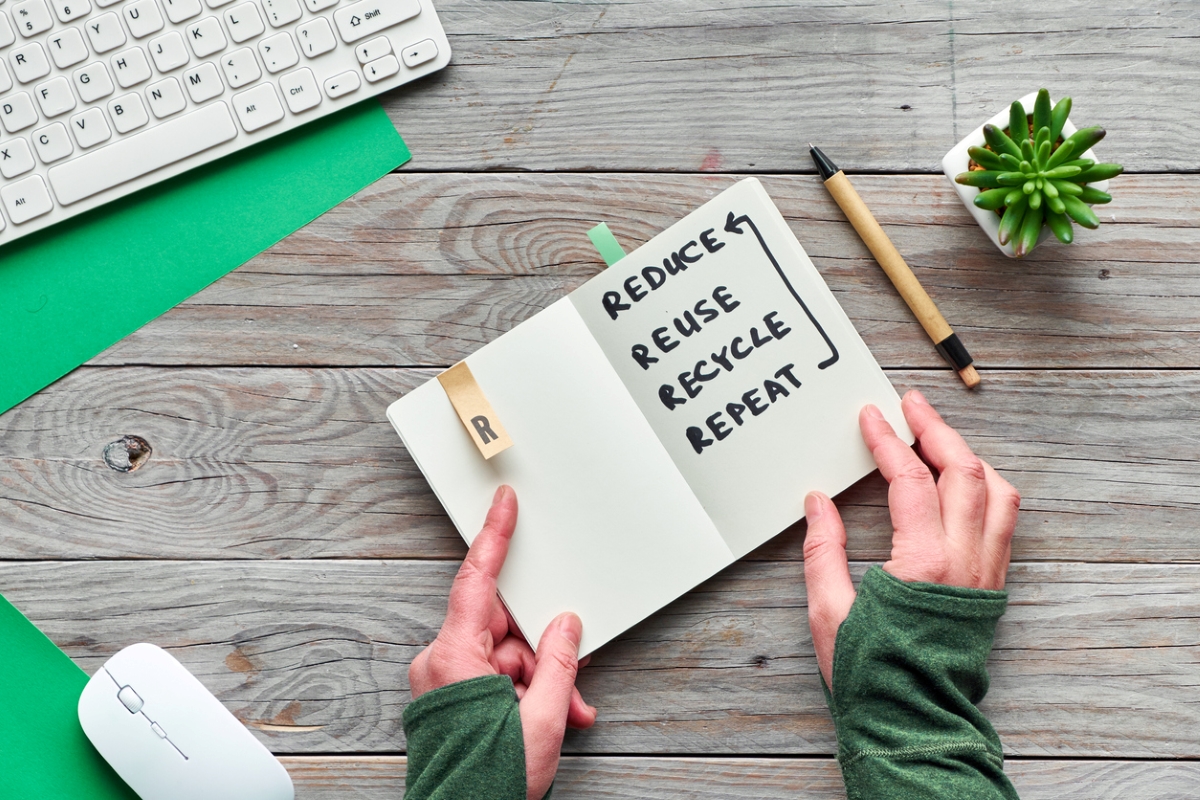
[601,228,727,320]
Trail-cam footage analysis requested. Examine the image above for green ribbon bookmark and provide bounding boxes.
[587,222,626,266]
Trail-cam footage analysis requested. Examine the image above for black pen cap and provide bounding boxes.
[809,145,840,181]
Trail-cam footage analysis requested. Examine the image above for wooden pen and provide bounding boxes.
[809,145,980,389]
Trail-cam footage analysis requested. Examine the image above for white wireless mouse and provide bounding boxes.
[78,643,294,800]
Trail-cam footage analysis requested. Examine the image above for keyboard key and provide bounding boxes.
[32,121,72,162]
[52,0,89,23]
[231,80,280,131]
[73,60,114,101]
[0,13,14,49]
[0,89,36,130]
[107,90,147,131]
[261,0,298,27]
[204,0,234,7]
[123,0,163,38]
[296,16,333,57]
[47,25,88,68]
[333,0,418,44]
[0,135,35,178]
[277,65,316,112]
[11,41,49,82]
[222,1,262,43]
[0,60,10,93]
[321,68,356,98]
[34,74,75,115]
[84,11,125,52]
[2,173,53,222]
[185,15,224,57]
[362,52,396,82]
[182,59,220,101]
[353,34,388,63]
[256,30,295,73]
[111,46,150,86]
[219,45,257,87]
[149,30,188,70]
[400,36,435,67]
[302,0,336,11]
[145,75,184,116]
[161,0,200,23]
[69,105,110,147]
[12,0,53,37]
[49,100,237,205]
[95,0,122,7]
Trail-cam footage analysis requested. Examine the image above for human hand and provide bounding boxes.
[408,485,597,800]
[803,390,1021,686]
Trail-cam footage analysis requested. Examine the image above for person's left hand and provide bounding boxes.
[409,485,597,800]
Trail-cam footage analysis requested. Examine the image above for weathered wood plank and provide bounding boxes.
[377,0,1193,172]
[2,368,1197,563]
[282,755,1200,800]
[90,174,1200,369]
[5,560,1198,757]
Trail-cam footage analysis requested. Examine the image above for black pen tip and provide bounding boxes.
[809,145,840,181]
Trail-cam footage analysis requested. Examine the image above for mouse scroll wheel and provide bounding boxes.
[117,686,145,714]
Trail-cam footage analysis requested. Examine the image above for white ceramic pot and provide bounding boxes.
[941,91,1109,258]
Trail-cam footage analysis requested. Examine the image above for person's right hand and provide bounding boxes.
[803,389,1021,687]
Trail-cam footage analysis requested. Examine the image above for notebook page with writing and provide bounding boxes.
[570,179,912,557]
[388,298,734,656]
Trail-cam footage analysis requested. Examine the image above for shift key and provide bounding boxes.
[334,0,420,43]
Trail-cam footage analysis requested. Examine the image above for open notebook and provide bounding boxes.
[388,178,912,655]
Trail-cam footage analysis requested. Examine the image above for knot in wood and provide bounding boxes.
[103,435,153,473]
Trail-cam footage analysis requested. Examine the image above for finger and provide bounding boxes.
[980,461,1020,589]
[860,404,944,553]
[802,492,856,688]
[521,613,583,800]
[566,687,597,729]
[444,485,518,636]
[492,635,537,689]
[902,391,988,553]
[488,596,510,646]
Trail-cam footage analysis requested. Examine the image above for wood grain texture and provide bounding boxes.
[283,756,1200,800]
[2,367,1197,563]
[373,0,1197,172]
[89,174,1200,369]
[5,560,1198,758]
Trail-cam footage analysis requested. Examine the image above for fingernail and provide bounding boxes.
[908,390,928,405]
[805,492,824,521]
[493,485,508,505]
[559,613,583,647]
[864,404,884,421]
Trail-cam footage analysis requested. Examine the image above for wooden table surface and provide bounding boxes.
[3,1,1199,797]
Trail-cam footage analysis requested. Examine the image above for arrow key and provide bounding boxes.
[322,69,358,98]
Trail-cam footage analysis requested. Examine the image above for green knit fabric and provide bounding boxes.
[402,567,1019,800]
[403,675,527,800]
[826,566,1019,800]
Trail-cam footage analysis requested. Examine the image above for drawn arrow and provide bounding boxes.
[724,211,839,369]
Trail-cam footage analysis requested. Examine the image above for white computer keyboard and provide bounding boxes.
[0,0,449,245]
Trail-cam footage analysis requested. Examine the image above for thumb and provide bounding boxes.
[802,492,856,689]
[520,613,583,800]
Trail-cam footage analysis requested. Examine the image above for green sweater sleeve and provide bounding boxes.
[402,675,527,800]
[825,566,1020,800]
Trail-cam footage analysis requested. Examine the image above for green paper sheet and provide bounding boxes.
[0,593,139,799]
[0,100,411,415]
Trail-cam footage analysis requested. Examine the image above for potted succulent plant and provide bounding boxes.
[941,90,1123,258]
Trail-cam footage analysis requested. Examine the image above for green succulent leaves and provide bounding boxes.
[956,88,1123,257]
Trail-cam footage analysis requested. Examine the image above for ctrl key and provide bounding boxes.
[279,67,320,113]
[2,174,53,225]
